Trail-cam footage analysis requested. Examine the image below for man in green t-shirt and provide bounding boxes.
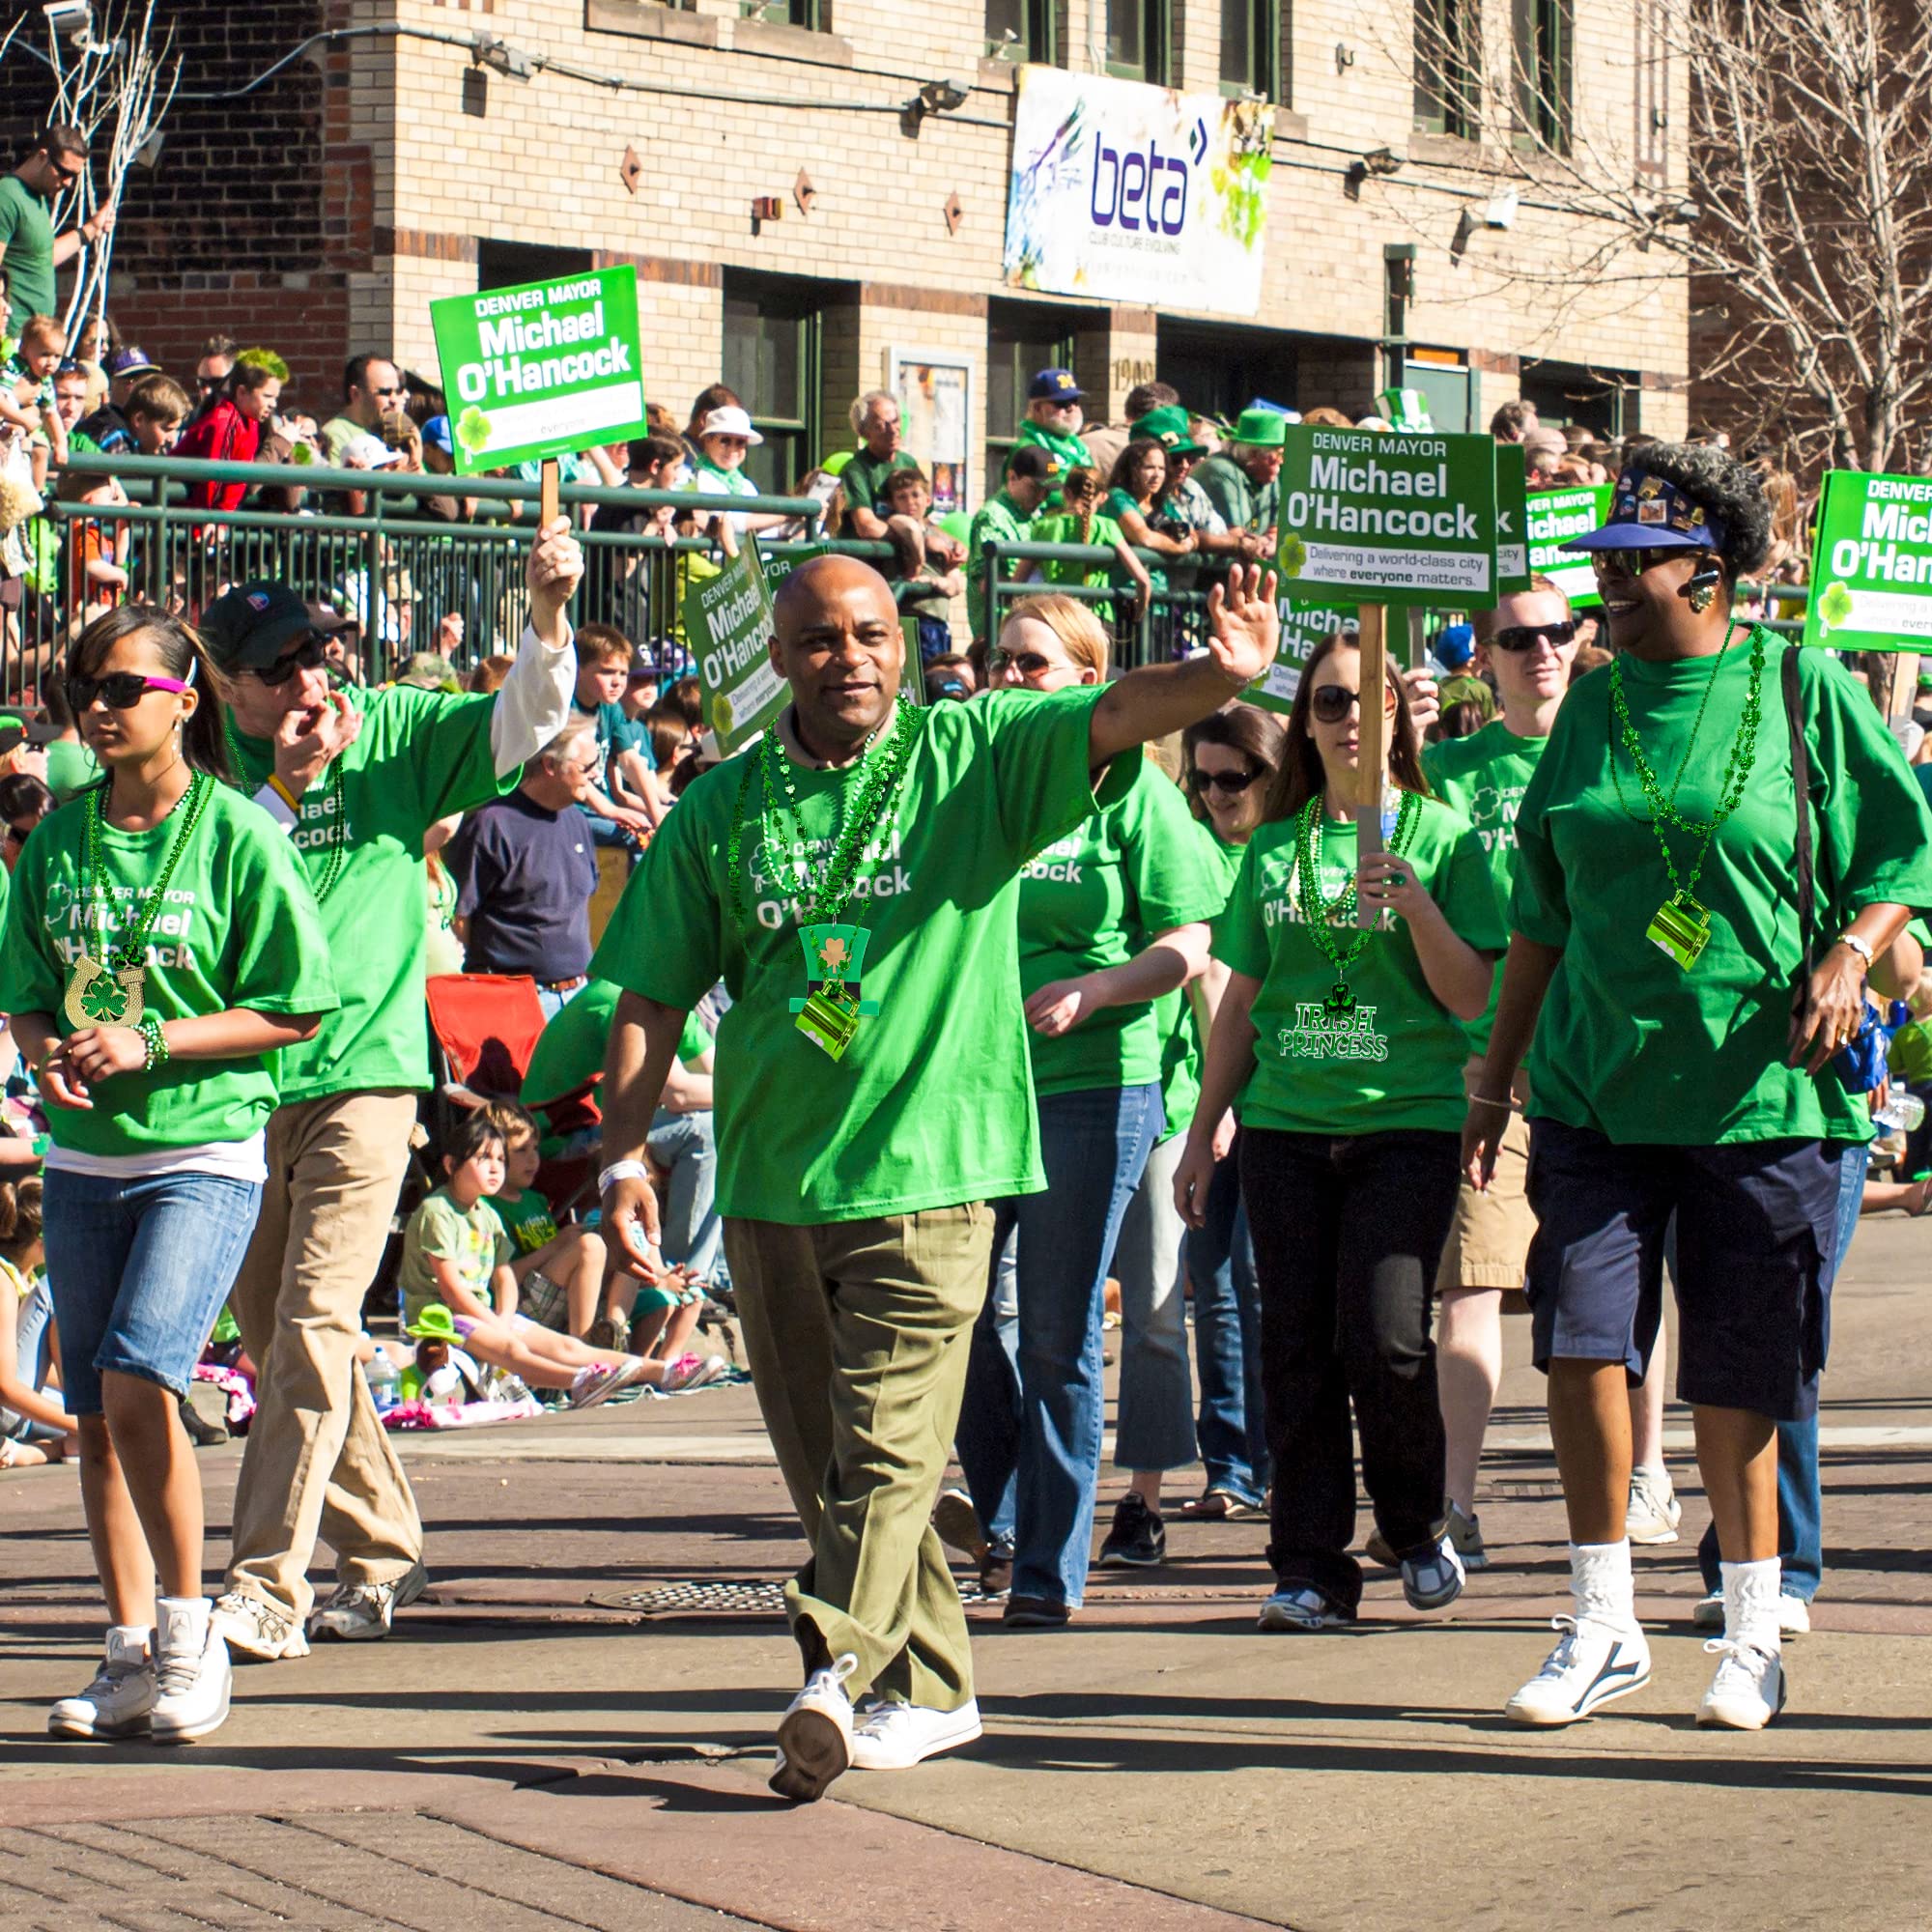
[1193,407,1286,539]
[593,552,1284,1802]
[966,445,1056,654]
[1014,367,1094,475]
[0,126,111,336]
[206,524,583,1663]
[838,391,918,539]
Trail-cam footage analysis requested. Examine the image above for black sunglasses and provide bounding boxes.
[1310,682,1398,724]
[1491,618,1578,653]
[1589,547,1701,578]
[65,670,193,712]
[1188,766,1262,795]
[253,636,328,686]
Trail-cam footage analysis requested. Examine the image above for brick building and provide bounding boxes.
[5,0,1689,501]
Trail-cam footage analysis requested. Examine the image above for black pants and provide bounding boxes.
[1240,1126,1462,1609]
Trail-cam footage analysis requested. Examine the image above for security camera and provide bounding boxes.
[920,77,972,113]
[1484,188,1519,231]
[41,0,91,28]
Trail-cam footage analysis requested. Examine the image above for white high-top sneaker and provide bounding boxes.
[150,1597,232,1745]
[48,1627,156,1739]
[1698,1558,1786,1730]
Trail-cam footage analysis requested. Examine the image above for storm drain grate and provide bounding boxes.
[589,1577,1001,1616]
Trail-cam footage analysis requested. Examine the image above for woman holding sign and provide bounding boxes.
[1174,631,1503,1632]
[1464,442,1932,1732]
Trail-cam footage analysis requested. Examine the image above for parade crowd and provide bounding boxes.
[3,125,1931,1800]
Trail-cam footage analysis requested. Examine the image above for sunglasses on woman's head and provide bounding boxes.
[1490,618,1578,653]
[65,670,193,712]
[1310,682,1397,724]
[252,636,329,685]
[1188,766,1261,796]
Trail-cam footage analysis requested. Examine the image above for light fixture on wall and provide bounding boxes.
[902,75,974,137]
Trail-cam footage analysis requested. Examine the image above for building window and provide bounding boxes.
[985,0,1056,62]
[1634,0,1667,179]
[1106,0,1173,84]
[1513,0,1572,151]
[1221,0,1283,102]
[477,239,593,291]
[742,1,824,26]
[987,303,1077,489]
[1413,0,1477,139]
[722,273,825,496]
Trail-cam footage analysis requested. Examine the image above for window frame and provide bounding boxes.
[986,306,1078,493]
[985,0,1057,63]
[721,274,825,497]
[1512,0,1574,152]
[1220,0,1284,103]
[1412,0,1478,141]
[1104,0,1175,85]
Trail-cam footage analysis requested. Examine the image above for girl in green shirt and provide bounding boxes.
[1175,630,1503,1634]
[0,606,338,1747]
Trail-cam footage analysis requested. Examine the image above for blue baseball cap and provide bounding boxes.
[1558,467,1727,554]
[1028,367,1085,403]
[421,414,455,455]
[1435,622,1475,669]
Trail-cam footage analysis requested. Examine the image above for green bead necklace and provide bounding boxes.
[62,771,213,1031]
[223,716,349,902]
[1293,787,1421,1014]
[1605,622,1765,970]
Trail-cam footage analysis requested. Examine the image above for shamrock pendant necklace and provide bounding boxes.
[63,772,213,1030]
[1293,788,1421,1013]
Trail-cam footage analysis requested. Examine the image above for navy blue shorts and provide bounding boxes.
[1522,1120,1841,1422]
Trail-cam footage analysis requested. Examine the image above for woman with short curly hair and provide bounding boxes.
[1465,441,1932,1732]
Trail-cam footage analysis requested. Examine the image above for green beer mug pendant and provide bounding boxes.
[1647,891,1712,971]
[796,982,863,1060]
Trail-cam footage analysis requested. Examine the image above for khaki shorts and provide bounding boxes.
[1435,1109,1535,1293]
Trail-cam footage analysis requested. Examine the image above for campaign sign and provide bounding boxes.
[1276,426,1498,608]
[431,266,648,475]
[1526,484,1613,610]
[1495,445,1530,595]
[686,536,782,754]
[1804,468,1932,653]
[1245,600,1358,715]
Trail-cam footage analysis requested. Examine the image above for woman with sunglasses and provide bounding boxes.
[1173,701,1286,1521]
[1415,577,1579,1572]
[0,607,337,1743]
[1466,442,1932,1731]
[1175,631,1504,1632]
[954,594,1226,1625]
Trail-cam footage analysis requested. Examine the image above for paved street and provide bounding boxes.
[5,1217,1931,1932]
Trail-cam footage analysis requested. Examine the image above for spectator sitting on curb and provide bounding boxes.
[0,1177,76,1471]
[482,1100,616,1346]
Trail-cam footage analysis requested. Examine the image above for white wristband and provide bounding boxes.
[598,1160,651,1194]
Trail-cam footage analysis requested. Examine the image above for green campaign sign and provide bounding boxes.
[685,536,783,754]
[1526,484,1612,610]
[1275,425,1498,608]
[1246,599,1357,716]
[1804,468,1932,653]
[430,265,648,475]
[1495,446,1530,594]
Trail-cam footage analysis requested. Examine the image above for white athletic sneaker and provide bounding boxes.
[1506,1616,1652,1726]
[661,1352,728,1393]
[1401,1533,1466,1612]
[212,1590,311,1662]
[1691,1589,1810,1635]
[1446,1503,1489,1572]
[149,1601,231,1745]
[1626,1467,1682,1545]
[1698,1639,1786,1729]
[568,1362,624,1408]
[849,1696,983,1771]
[770,1652,860,1803]
[1257,1585,1353,1632]
[47,1629,156,1739]
[307,1561,430,1643]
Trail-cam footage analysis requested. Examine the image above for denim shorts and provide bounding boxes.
[42,1168,264,1415]
[3,1277,64,1443]
[1523,1120,1839,1422]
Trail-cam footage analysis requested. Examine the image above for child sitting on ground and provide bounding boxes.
[484,1100,622,1345]
[0,1177,77,1468]
[878,465,966,662]
[399,1113,723,1404]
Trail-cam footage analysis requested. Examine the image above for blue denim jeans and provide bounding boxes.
[955,1081,1163,1606]
[955,1228,1019,1549]
[1183,1131,1268,1506]
[646,1106,724,1283]
[1695,1141,1866,1602]
[1111,1132,1197,1473]
[42,1168,264,1415]
[3,1276,64,1443]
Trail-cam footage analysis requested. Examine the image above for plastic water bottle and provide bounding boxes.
[365,1350,400,1412]
[1872,1092,1926,1133]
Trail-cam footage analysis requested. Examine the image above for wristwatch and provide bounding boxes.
[1835,932,1875,969]
[598,1159,651,1194]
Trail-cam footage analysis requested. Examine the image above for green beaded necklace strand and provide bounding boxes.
[1292,787,1421,1014]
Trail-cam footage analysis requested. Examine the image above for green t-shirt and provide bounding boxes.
[838,447,918,530]
[1194,453,1279,535]
[491,1186,558,1259]
[1015,419,1093,472]
[400,1187,511,1329]
[1422,720,1549,1059]
[1512,633,1932,1145]
[0,175,57,334]
[967,490,1035,599]
[590,688,1131,1223]
[1019,753,1228,1100]
[1031,511,1124,588]
[225,684,518,1103]
[1213,795,1506,1136]
[1103,489,1166,592]
[0,781,340,1157]
[1154,825,1245,1140]
[43,738,100,804]
[522,978,709,1111]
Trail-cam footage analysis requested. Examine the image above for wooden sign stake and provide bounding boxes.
[1354,603,1387,926]
[539,456,559,532]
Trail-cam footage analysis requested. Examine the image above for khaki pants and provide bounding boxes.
[226,1090,424,1621]
[725,1204,992,1712]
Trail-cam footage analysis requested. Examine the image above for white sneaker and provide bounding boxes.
[1257,1585,1353,1632]
[1698,1639,1786,1729]
[1626,1467,1682,1545]
[212,1590,311,1662]
[1446,1502,1489,1572]
[569,1361,646,1408]
[661,1352,728,1393]
[307,1561,430,1643]
[150,1602,231,1745]
[48,1629,156,1739]
[770,1652,860,1803]
[1506,1617,1652,1726]
[849,1695,982,1771]
[1692,1589,1810,1635]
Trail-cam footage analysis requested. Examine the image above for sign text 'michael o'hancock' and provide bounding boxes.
[684,537,784,757]
[1804,469,1932,653]
[1276,427,1498,609]
[430,265,650,475]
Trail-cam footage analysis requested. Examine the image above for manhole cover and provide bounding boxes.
[589,1577,998,1616]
